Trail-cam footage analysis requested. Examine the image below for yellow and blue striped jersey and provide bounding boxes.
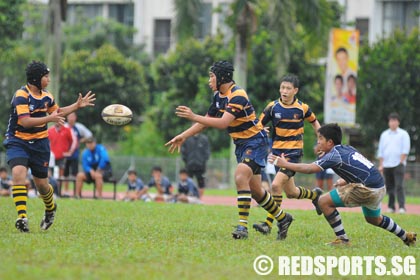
[207,84,265,143]
[5,85,58,141]
[259,98,317,157]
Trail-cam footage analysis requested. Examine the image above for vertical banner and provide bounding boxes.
[324,28,359,126]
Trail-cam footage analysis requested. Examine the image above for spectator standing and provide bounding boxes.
[181,133,210,198]
[63,112,93,194]
[147,166,173,202]
[377,112,411,214]
[75,137,112,199]
[48,122,77,196]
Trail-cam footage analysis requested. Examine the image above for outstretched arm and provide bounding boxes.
[58,91,96,116]
[175,105,234,129]
[165,122,206,153]
[268,153,322,174]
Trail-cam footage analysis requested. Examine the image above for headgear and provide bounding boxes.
[26,61,50,89]
[209,61,234,90]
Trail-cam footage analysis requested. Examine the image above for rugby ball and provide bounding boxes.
[101,104,133,126]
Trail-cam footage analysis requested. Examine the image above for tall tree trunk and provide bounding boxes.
[47,0,62,104]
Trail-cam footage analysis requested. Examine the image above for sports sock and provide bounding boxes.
[237,190,251,228]
[325,209,349,241]
[258,190,286,222]
[40,184,55,211]
[297,186,317,200]
[264,194,283,228]
[12,185,28,218]
[379,215,407,241]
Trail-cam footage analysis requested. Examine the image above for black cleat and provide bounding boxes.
[40,203,57,230]
[312,187,323,215]
[232,225,248,239]
[253,222,271,235]
[277,213,294,240]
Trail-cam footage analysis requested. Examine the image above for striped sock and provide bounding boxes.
[379,215,406,241]
[258,191,286,222]
[325,210,349,241]
[297,186,317,200]
[264,195,283,228]
[40,185,55,211]
[12,185,28,218]
[237,190,251,228]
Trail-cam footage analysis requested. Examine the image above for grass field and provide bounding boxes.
[0,197,419,280]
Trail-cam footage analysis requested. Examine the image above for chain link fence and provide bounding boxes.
[0,153,419,196]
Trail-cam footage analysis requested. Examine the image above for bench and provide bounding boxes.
[56,176,118,200]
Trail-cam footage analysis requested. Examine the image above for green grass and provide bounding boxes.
[1,198,418,280]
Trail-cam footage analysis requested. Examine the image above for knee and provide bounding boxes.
[365,216,381,226]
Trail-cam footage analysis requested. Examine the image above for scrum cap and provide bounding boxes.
[210,61,234,90]
[26,61,50,89]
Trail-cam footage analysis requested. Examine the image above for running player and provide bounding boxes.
[253,74,322,235]
[166,61,293,240]
[4,60,95,232]
[269,123,416,246]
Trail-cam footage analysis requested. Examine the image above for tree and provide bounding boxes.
[60,44,150,143]
[358,28,420,160]
[173,0,202,43]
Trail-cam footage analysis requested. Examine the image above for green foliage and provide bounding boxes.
[63,15,143,59]
[60,44,150,143]
[0,198,419,279]
[358,29,420,159]
[173,0,202,43]
[119,115,169,157]
[151,36,233,153]
[0,0,25,46]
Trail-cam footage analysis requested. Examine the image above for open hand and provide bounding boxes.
[76,91,96,108]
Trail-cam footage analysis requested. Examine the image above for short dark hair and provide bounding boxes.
[152,166,162,172]
[128,170,137,175]
[179,168,188,174]
[280,74,299,88]
[388,112,400,121]
[318,123,342,145]
[85,136,96,143]
[335,47,348,56]
[0,166,8,173]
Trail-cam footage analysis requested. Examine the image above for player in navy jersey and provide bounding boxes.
[166,61,293,240]
[269,123,416,246]
[253,74,322,235]
[4,60,95,233]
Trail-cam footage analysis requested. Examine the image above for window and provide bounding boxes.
[197,3,213,39]
[154,19,171,55]
[67,4,103,25]
[109,4,134,26]
[355,18,369,44]
[382,1,420,36]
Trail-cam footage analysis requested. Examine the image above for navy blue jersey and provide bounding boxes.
[178,178,199,198]
[207,84,266,144]
[6,86,58,141]
[314,145,384,188]
[127,178,145,192]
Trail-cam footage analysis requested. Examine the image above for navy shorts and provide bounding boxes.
[235,136,268,168]
[4,137,50,178]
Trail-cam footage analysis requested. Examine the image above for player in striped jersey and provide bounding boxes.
[166,61,293,240]
[270,123,416,246]
[4,61,95,232]
[253,74,322,235]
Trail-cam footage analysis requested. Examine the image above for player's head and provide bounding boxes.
[26,60,50,90]
[128,170,137,180]
[179,168,188,180]
[280,74,300,89]
[318,123,342,145]
[209,60,234,90]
